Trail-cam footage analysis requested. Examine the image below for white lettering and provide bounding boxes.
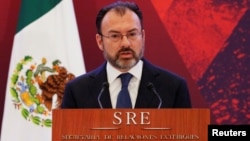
[113,111,151,125]
[212,129,247,136]
[140,112,150,124]
[126,112,137,124]
[113,112,122,125]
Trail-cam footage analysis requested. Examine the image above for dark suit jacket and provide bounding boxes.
[61,59,192,108]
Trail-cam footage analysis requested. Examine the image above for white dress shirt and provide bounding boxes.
[106,60,143,108]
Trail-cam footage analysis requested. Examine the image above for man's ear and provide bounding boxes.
[142,29,145,41]
[96,34,104,51]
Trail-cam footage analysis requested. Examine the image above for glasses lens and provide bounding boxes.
[127,31,140,40]
[104,30,141,42]
[109,33,121,42]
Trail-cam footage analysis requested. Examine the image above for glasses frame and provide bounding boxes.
[99,30,142,42]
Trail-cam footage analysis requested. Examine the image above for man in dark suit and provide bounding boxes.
[61,1,192,109]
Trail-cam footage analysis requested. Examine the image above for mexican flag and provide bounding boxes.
[0,0,85,141]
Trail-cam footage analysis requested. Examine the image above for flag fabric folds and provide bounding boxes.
[1,0,85,140]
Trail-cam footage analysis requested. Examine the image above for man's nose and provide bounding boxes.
[120,35,130,47]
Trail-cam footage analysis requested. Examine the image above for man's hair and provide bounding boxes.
[96,1,143,34]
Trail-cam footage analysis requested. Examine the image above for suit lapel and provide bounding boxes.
[90,62,112,108]
[99,90,112,108]
[135,59,161,108]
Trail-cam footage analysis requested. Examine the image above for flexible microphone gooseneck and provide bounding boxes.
[97,82,109,109]
[147,82,162,109]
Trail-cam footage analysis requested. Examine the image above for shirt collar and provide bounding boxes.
[107,60,143,83]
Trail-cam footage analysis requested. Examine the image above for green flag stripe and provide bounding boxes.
[17,0,61,33]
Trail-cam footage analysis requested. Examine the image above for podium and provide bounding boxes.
[52,109,210,141]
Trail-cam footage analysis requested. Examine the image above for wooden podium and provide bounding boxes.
[52,109,210,141]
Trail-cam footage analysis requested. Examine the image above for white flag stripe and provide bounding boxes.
[12,1,85,76]
[1,0,85,141]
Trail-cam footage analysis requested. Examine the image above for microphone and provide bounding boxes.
[97,82,109,109]
[147,82,162,109]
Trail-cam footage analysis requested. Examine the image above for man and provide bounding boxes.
[61,1,192,109]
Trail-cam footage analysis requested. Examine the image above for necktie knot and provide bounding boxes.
[119,73,133,88]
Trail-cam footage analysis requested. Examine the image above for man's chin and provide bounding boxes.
[118,59,137,68]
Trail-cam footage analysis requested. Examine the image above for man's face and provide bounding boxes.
[96,9,145,72]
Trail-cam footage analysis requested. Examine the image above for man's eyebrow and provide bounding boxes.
[128,28,139,32]
[108,28,139,33]
[107,30,120,34]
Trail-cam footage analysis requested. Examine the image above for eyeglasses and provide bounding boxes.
[100,30,142,42]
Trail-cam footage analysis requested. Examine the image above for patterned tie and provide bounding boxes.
[116,73,133,108]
